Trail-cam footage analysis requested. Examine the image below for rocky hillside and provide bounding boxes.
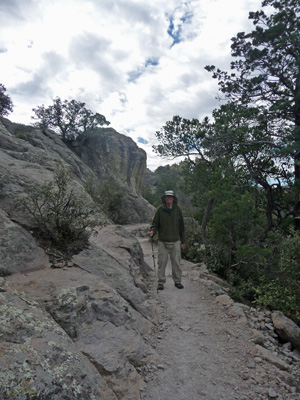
[0,117,157,399]
[0,117,154,226]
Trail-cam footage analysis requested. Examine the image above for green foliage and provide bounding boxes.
[153,115,212,161]
[181,220,203,262]
[15,164,99,250]
[228,278,256,305]
[155,165,179,196]
[254,230,300,324]
[84,174,124,223]
[0,83,13,116]
[210,192,259,252]
[206,0,300,226]
[255,280,300,325]
[142,183,159,207]
[32,97,110,142]
[142,164,185,208]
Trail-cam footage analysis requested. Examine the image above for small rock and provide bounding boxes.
[265,323,274,331]
[52,262,65,268]
[268,387,278,398]
[214,294,234,307]
[252,329,265,345]
[292,348,300,359]
[282,342,292,351]
[246,358,256,369]
[251,344,289,370]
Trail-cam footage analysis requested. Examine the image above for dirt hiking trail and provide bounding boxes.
[127,225,300,400]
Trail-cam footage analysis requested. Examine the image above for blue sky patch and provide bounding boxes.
[128,58,159,82]
[167,17,181,46]
[128,69,143,82]
[138,137,148,144]
[145,58,159,67]
[167,10,193,47]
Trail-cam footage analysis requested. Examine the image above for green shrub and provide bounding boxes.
[15,164,99,250]
[181,219,203,262]
[253,230,300,325]
[254,279,300,325]
[228,276,256,305]
[14,131,32,141]
[84,175,124,223]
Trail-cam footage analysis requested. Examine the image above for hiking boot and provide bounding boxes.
[175,282,184,289]
[157,283,164,290]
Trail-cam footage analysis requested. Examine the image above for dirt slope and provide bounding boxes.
[131,228,299,400]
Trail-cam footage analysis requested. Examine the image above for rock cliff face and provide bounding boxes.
[0,117,157,399]
[71,128,146,196]
[70,128,155,224]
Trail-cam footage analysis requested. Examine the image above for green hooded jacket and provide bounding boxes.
[150,194,185,243]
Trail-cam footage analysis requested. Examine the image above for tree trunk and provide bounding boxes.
[293,75,300,230]
[201,197,215,255]
[294,156,300,230]
[258,185,274,243]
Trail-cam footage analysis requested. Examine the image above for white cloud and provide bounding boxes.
[0,0,263,170]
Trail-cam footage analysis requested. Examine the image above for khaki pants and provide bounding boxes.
[157,240,182,284]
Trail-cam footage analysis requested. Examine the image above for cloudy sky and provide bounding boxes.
[0,0,263,170]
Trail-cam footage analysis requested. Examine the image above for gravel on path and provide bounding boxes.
[135,234,299,400]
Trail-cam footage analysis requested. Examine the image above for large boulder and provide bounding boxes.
[117,193,155,224]
[0,286,113,400]
[0,209,49,276]
[74,225,155,322]
[272,311,300,350]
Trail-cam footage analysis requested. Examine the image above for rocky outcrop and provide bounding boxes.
[71,128,146,196]
[71,128,155,224]
[0,117,154,225]
[2,225,158,400]
[0,117,96,225]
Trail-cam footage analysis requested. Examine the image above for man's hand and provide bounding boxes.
[147,230,154,237]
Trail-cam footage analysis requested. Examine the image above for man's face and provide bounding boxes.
[165,195,174,208]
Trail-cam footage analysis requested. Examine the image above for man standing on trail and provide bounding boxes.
[148,190,186,291]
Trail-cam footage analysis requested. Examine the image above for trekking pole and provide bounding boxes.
[150,238,160,294]
[150,237,156,276]
[148,229,158,293]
